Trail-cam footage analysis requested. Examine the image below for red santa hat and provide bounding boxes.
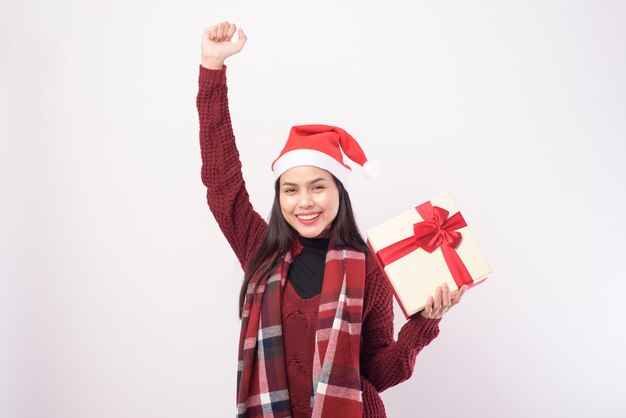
[271,124,380,185]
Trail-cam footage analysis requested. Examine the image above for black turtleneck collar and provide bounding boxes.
[288,236,330,299]
[298,235,330,250]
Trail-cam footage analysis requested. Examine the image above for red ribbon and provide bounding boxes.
[376,201,474,288]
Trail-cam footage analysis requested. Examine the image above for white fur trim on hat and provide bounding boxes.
[272,149,351,185]
[362,160,381,179]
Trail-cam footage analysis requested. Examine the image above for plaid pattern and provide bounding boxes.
[236,242,365,418]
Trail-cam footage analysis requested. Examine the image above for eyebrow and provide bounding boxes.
[281,177,328,187]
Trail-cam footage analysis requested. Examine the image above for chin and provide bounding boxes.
[294,229,322,239]
[291,223,331,239]
[306,230,330,239]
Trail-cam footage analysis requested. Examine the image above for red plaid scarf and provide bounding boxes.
[236,240,366,417]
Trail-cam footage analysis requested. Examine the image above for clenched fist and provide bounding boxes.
[201,21,247,69]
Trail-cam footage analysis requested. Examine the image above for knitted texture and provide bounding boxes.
[197,64,442,417]
[281,281,321,418]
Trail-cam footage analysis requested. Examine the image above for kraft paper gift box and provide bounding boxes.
[366,193,492,319]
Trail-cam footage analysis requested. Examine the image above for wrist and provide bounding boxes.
[201,57,225,70]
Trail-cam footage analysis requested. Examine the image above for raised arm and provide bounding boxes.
[196,22,267,269]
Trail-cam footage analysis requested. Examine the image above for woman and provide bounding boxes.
[197,21,467,418]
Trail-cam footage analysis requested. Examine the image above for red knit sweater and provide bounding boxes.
[196,64,441,418]
[282,280,321,417]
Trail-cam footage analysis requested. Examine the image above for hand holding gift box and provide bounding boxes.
[366,193,492,319]
[421,282,468,320]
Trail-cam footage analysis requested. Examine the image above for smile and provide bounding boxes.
[296,213,320,220]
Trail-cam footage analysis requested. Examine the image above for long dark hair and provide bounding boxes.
[239,174,369,318]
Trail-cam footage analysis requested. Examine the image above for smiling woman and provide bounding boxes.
[197,20,465,418]
[278,166,339,239]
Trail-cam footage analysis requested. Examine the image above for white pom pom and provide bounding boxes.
[362,160,381,179]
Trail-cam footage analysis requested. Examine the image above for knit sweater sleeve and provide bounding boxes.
[360,253,441,392]
[196,64,267,270]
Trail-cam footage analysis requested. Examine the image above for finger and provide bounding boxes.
[218,21,230,40]
[208,26,217,41]
[450,289,460,305]
[452,285,468,305]
[433,286,443,315]
[221,21,232,39]
[442,283,451,312]
[226,23,236,41]
[203,26,213,40]
[421,296,433,318]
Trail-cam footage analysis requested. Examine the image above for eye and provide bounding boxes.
[284,188,296,193]
[312,185,324,191]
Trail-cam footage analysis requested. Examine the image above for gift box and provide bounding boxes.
[366,193,492,318]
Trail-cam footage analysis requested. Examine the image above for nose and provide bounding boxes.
[298,191,314,208]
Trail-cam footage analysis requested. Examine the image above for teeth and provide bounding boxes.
[297,213,319,220]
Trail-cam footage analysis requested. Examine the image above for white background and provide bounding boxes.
[1,1,625,417]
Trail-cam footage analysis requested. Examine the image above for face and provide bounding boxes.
[279,166,340,239]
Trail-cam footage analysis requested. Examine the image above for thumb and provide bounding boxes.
[235,27,247,50]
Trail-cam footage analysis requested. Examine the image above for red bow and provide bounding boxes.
[376,201,474,288]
